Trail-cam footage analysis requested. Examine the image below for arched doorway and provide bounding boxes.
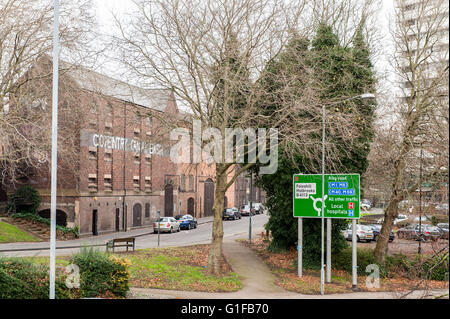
[133,203,142,227]
[37,209,67,226]
[164,183,174,217]
[203,178,214,217]
[187,197,195,215]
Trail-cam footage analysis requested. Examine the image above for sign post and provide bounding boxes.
[293,174,360,292]
[157,210,161,247]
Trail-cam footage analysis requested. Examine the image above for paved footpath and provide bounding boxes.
[127,238,449,299]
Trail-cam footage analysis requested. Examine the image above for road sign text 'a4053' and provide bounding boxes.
[293,174,360,219]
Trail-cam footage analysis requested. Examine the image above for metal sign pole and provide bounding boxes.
[249,172,253,243]
[326,218,331,283]
[157,210,160,247]
[298,217,303,277]
[352,219,357,290]
[49,0,59,300]
[320,103,325,295]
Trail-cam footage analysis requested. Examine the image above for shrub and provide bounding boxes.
[431,215,449,226]
[70,247,131,298]
[421,252,449,281]
[7,186,41,214]
[333,247,383,276]
[333,247,449,281]
[0,258,71,299]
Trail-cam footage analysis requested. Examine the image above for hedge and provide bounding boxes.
[70,247,131,298]
[0,258,72,299]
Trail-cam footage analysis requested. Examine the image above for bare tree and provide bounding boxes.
[373,0,449,263]
[0,0,97,188]
[114,0,378,274]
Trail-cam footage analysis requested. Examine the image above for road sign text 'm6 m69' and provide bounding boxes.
[293,174,360,219]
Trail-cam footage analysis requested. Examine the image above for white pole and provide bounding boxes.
[352,219,357,289]
[320,103,325,295]
[326,218,331,283]
[298,217,302,277]
[49,0,59,300]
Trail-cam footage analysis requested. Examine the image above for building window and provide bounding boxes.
[104,151,112,161]
[133,176,140,190]
[180,174,186,191]
[104,175,112,192]
[105,122,112,134]
[146,116,152,125]
[188,175,194,192]
[134,129,140,138]
[88,147,97,159]
[145,177,151,192]
[134,111,141,123]
[134,153,140,163]
[145,155,151,164]
[88,174,97,191]
[106,103,113,118]
[90,101,97,114]
[89,120,97,129]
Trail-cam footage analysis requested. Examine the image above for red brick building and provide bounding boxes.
[1,59,265,237]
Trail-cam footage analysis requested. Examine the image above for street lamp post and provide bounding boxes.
[320,92,375,295]
[49,0,59,300]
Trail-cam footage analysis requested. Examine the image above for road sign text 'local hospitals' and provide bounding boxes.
[293,174,360,219]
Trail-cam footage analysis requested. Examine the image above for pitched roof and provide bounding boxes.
[69,67,172,111]
[60,59,173,112]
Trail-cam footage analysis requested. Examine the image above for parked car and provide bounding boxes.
[394,214,408,225]
[223,207,241,220]
[367,224,394,242]
[253,203,267,214]
[153,217,180,233]
[361,199,372,211]
[174,214,198,230]
[413,216,431,223]
[240,205,256,216]
[397,224,441,241]
[344,224,374,242]
[436,223,449,239]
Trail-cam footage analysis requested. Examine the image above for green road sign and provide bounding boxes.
[293,174,360,219]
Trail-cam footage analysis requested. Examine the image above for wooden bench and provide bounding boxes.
[106,237,135,253]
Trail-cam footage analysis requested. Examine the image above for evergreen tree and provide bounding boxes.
[256,23,376,268]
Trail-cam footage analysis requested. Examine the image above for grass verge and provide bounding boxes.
[0,221,41,243]
[124,244,241,292]
[22,244,242,294]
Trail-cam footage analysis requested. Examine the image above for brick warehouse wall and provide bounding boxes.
[3,59,266,237]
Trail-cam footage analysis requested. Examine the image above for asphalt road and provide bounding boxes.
[0,213,269,257]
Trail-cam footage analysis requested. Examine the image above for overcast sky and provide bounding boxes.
[93,0,398,96]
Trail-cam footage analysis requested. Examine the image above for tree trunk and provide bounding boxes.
[374,131,410,263]
[207,164,227,275]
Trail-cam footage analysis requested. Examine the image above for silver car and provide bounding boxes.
[153,217,180,233]
[344,224,374,242]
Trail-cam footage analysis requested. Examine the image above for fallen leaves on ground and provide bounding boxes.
[239,235,449,295]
